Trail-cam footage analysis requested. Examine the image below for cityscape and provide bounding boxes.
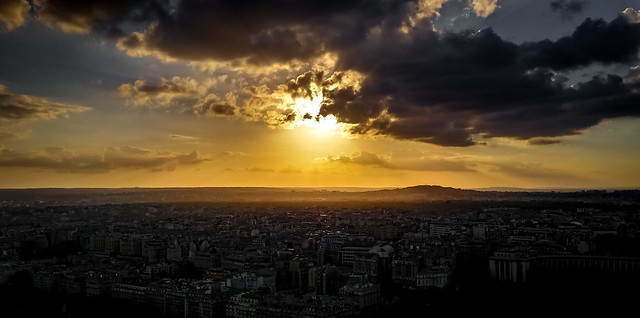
[2,1,640,317]
[1,187,639,317]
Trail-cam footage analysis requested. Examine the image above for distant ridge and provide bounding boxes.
[473,187,568,192]
[0,185,638,206]
[474,187,640,192]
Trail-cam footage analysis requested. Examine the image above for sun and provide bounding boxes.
[292,93,341,133]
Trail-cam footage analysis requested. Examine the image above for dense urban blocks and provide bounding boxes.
[1,189,640,317]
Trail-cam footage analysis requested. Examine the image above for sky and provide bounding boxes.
[0,0,639,189]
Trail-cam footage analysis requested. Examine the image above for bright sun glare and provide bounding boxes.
[293,93,341,133]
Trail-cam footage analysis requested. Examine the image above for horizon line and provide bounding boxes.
[1,185,639,192]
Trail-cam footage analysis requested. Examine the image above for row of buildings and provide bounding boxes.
[1,201,639,316]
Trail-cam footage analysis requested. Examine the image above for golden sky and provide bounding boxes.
[0,0,639,189]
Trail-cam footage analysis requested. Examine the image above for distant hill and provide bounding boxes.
[0,185,638,206]
[471,187,626,192]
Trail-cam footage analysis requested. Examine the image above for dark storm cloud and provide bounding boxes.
[0,85,90,120]
[313,15,640,146]
[113,4,640,147]
[626,66,640,83]
[0,145,205,172]
[285,71,325,99]
[36,0,165,33]
[521,16,640,70]
[117,0,413,64]
[550,0,587,20]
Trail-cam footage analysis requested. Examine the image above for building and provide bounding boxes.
[373,225,398,240]
[429,223,453,238]
[490,252,640,283]
[120,237,143,257]
[415,266,452,288]
[111,283,147,303]
[309,266,340,295]
[392,259,418,287]
[85,274,114,297]
[226,292,261,318]
[340,278,380,309]
[339,246,371,266]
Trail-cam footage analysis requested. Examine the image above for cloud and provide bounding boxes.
[121,11,640,150]
[471,0,500,18]
[26,2,640,148]
[115,0,416,65]
[118,77,241,117]
[622,8,640,23]
[0,145,206,172]
[521,16,640,70]
[395,157,475,172]
[327,151,391,168]
[193,94,237,116]
[0,131,20,141]
[119,12,640,147]
[170,134,197,140]
[526,138,562,145]
[280,166,302,174]
[626,65,640,84]
[402,0,448,32]
[118,76,207,106]
[169,134,201,145]
[0,0,30,31]
[0,85,90,120]
[110,0,496,66]
[118,73,314,125]
[325,151,473,172]
[221,151,246,157]
[35,0,162,34]
[246,166,274,172]
[321,151,475,172]
[321,14,640,146]
[485,160,579,180]
[550,0,587,20]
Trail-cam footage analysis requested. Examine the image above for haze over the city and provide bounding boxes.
[1,0,640,189]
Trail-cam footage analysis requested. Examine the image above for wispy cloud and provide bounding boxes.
[526,138,562,145]
[324,151,473,172]
[0,145,206,173]
[0,84,90,120]
[326,151,391,168]
[246,166,274,172]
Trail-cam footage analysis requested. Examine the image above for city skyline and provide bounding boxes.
[1,0,640,189]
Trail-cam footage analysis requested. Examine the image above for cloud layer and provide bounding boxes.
[0,84,90,120]
[0,145,205,172]
[325,151,473,172]
[8,2,640,147]
[320,14,640,146]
